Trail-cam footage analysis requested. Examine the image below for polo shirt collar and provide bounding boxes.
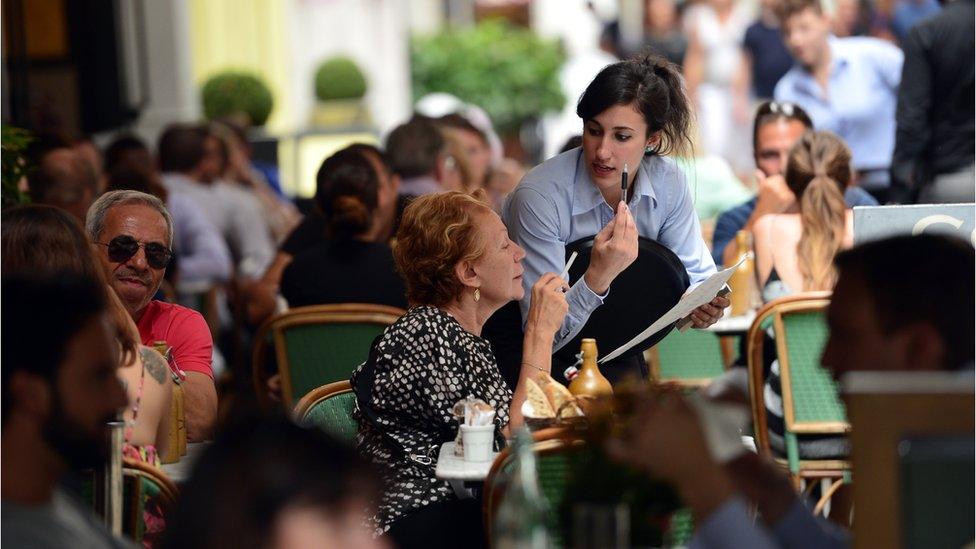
[572,152,658,215]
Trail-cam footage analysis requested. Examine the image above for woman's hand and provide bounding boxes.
[689,295,730,329]
[584,201,639,294]
[525,273,569,337]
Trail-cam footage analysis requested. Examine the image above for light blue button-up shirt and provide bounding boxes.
[503,148,716,352]
[774,36,903,185]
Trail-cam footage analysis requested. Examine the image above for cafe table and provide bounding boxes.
[435,442,498,482]
[161,441,210,484]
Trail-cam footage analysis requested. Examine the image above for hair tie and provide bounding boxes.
[814,168,828,178]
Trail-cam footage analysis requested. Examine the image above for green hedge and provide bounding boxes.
[314,57,367,101]
[411,19,566,134]
[201,71,274,127]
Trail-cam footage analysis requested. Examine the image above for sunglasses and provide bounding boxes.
[96,235,173,270]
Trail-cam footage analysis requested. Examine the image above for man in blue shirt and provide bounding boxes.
[711,101,877,267]
[773,0,903,203]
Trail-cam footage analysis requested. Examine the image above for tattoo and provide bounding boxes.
[140,347,168,385]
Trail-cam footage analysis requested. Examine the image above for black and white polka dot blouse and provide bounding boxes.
[350,305,513,535]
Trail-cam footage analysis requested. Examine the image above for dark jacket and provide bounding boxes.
[890,0,975,202]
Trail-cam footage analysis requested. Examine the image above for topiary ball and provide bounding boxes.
[314,57,367,102]
[201,71,274,127]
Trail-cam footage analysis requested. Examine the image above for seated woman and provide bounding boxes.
[753,130,854,458]
[351,191,568,548]
[248,143,404,325]
[279,147,407,310]
[2,205,174,544]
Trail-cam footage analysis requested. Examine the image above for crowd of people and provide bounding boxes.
[600,0,974,206]
[2,0,974,547]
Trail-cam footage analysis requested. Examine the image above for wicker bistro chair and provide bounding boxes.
[293,380,358,444]
[122,458,179,544]
[646,328,727,387]
[252,304,404,409]
[746,292,852,492]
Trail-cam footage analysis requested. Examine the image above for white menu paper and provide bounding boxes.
[598,255,746,364]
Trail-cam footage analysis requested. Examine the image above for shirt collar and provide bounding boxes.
[572,151,658,215]
[827,35,851,74]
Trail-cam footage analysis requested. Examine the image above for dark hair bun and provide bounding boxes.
[329,195,371,239]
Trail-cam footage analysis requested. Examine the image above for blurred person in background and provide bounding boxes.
[642,0,688,68]
[386,116,453,199]
[248,143,404,326]
[87,190,217,442]
[683,0,752,172]
[212,120,301,244]
[711,101,876,267]
[734,0,794,116]
[160,415,384,549]
[158,123,275,281]
[72,135,106,191]
[27,146,101,223]
[774,0,903,202]
[890,0,941,42]
[105,134,232,290]
[890,0,974,204]
[438,113,493,190]
[1,274,132,549]
[279,147,407,310]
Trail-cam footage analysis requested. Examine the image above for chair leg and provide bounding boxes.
[813,478,844,517]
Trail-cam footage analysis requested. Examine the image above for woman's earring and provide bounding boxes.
[645,144,654,155]
[474,288,480,302]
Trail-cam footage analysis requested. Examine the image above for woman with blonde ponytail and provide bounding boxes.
[754,131,854,459]
[754,131,854,299]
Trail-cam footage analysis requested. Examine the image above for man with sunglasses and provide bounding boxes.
[711,101,877,267]
[87,190,217,442]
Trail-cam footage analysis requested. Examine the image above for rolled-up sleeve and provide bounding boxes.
[504,187,606,352]
[658,170,717,286]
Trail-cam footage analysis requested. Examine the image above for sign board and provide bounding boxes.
[853,203,976,245]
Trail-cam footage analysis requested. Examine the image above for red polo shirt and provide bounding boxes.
[137,300,214,379]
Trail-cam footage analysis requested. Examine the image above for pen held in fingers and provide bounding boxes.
[621,163,629,204]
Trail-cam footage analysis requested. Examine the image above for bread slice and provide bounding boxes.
[545,381,584,418]
[524,377,555,418]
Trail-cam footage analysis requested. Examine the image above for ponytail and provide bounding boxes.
[786,131,852,291]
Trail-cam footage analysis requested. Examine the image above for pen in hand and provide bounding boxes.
[621,163,629,204]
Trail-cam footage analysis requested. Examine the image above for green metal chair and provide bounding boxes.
[747,292,851,491]
[293,380,358,444]
[252,304,404,408]
[647,328,727,387]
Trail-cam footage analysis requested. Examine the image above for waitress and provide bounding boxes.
[503,54,728,380]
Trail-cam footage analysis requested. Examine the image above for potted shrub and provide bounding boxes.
[411,19,566,159]
[201,71,274,128]
[311,56,369,127]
